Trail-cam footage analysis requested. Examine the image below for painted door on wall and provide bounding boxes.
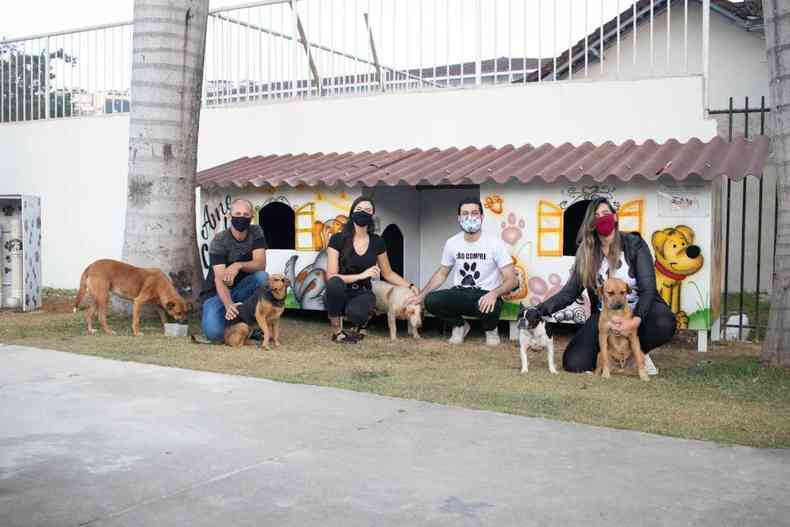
[417,187,480,289]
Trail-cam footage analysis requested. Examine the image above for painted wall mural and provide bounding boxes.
[651,225,705,329]
[481,178,713,327]
[198,186,361,310]
[198,178,715,328]
[22,195,42,312]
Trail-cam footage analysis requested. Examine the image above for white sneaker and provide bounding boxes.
[448,322,471,345]
[644,354,658,376]
[626,354,659,376]
[485,329,501,346]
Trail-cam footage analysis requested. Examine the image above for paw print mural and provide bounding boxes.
[484,194,504,215]
[459,262,480,287]
[501,213,526,246]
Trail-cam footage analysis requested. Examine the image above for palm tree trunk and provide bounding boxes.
[118,0,209,314]
[761,0,790,367]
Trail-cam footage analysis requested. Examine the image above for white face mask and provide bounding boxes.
[459,215,482,234]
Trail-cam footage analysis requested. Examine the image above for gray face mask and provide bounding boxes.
[459,216,482,233]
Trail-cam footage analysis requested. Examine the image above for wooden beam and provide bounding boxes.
[709,176,724,343]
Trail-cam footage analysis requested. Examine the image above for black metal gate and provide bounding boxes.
[709,96,775,341]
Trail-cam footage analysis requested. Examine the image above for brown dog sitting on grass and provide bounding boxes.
[596,277,649,381]
[74,259,188,336]
[224,274,290,350]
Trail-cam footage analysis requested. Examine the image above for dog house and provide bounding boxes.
[196,137,769,351]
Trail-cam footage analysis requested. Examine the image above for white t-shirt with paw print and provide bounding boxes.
[441,232,512,291]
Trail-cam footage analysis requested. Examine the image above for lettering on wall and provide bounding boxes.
[200,194,232,273]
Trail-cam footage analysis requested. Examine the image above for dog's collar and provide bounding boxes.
[655,260,687,282]
[263,288,286,307]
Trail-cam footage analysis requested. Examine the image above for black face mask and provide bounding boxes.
[231,216,251,232]
[351,211,373,227]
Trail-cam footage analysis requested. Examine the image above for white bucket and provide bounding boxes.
[1,217,22,309]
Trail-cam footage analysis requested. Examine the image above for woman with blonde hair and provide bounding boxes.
[525,197,676,373]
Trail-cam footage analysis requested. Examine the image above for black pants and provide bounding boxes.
[425,286,504,331]
[563,300,677,373]
[325,276,376,328]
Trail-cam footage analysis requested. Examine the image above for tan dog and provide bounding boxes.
[371,280,422,341]
[73,259,187,336]
[651,225,704,329]
[224,274,290,350]
[596,277,649,381]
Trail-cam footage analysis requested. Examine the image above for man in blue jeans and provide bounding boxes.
[200,198,268,342]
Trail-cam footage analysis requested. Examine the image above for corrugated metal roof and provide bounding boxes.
[196,136,770,188]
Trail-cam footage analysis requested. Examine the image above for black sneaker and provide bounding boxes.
[248,329,263,341]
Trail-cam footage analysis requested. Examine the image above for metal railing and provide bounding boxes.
[1,0,712,122]
[711,96,775,342]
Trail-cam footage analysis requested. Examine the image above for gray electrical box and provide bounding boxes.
[0,195,42,312]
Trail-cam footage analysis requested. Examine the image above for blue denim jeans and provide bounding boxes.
[201,271,269,342]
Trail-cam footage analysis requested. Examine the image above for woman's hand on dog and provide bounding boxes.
[478,291,499,314]
[608,315,640,334]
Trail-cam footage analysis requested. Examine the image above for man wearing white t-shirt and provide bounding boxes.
[407,197,517,346]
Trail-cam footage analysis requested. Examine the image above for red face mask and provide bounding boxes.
[594,213,616,237]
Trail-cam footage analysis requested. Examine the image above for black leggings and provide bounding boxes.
[324,276,376,328]
[563,301,677,373]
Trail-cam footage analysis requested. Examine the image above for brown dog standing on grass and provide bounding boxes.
[596,277,649,381]
[224,274,290,350]
[73,259,188,336]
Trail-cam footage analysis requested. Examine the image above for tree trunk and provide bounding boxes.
[761,0,790,367]
[118,0,209,314]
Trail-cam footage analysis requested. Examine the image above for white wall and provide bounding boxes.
[196,75,715,171]
[576,3,769,110]
[0,76,716,288]
[0,114,129,289]
[364,186,421,285]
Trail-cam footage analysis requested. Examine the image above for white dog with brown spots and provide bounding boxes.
[517,306,558,374]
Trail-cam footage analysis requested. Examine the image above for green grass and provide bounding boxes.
[1,291,789,448]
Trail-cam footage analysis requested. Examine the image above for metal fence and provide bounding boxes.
[711,97,775,342]
[1,0,712,122]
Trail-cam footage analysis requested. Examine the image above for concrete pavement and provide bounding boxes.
[0,344,788,527]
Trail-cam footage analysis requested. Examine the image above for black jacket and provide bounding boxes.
[537,232,665,320]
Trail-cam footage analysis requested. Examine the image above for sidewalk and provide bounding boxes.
[1,344,788,527]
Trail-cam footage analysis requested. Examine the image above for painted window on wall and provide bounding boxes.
[295,203,316,250]
[617,199,645,236]
[537,200,563,257]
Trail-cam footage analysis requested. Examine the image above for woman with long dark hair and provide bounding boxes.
[525,197,676,373]
[325,196,418,343]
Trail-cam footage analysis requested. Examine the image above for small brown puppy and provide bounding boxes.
[74,259,188,336]
[371,280,422,341]
[596,277,649,381]
[224,274,290,350]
